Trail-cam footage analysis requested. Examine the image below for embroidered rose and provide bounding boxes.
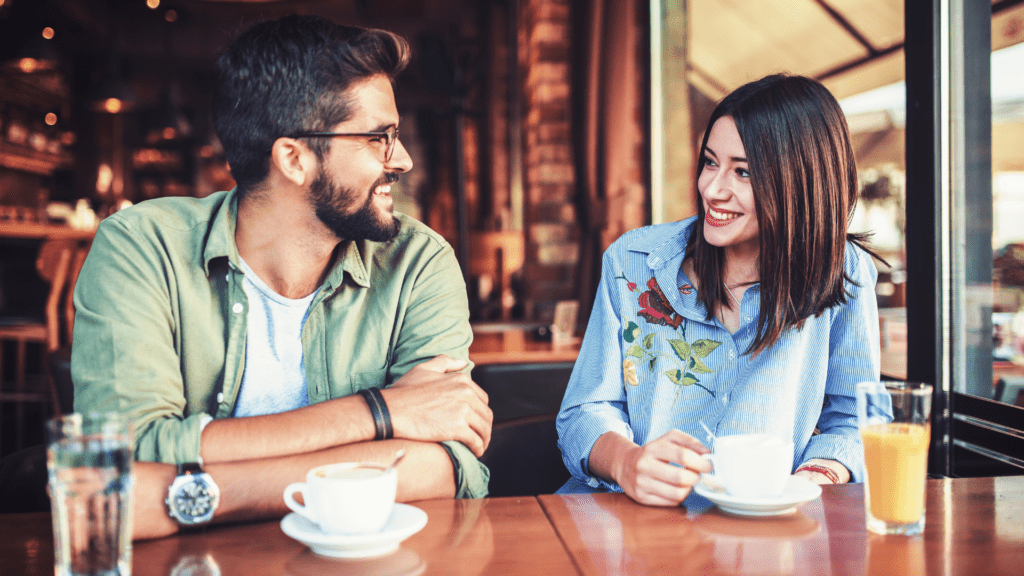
[615,274,638,292]
[637,277,684,329]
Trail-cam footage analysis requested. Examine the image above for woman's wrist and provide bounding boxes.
[795,458,850,484]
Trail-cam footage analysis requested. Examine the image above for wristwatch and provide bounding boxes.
[166,462,220,526]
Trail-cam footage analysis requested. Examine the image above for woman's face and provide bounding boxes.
[698,116,759,258]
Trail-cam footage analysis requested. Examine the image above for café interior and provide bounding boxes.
[1,0,1024,568]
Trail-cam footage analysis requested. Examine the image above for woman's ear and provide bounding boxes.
[268,137,317,187]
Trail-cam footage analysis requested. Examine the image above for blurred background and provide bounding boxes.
[1,0,1022,460]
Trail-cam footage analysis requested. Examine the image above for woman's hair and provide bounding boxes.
[211,15,409,198]
[688,73,875,356]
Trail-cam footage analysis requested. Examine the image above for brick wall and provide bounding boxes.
[520,0,579,320]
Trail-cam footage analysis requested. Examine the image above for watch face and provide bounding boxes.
[172,477,217,523]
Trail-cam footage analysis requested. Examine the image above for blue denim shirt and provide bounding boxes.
[556,217,882,492]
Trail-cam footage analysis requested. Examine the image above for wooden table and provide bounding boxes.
[540,476,1024,576]
[0,496,578,576]
[469,328,581,366]
[3,477,1024,575]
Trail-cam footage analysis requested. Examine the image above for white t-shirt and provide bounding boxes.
[232,258,320,417]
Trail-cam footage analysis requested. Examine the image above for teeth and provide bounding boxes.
[374,185,392,195]
[709,208,738,220]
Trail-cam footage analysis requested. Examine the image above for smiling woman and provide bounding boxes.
[556,73,889,507]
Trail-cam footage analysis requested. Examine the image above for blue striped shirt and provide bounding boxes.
[556,216,882,493]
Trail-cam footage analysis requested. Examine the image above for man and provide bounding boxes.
[72,15,491,537]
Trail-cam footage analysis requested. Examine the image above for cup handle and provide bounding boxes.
[283,483,316,523]
[699,454,726,493]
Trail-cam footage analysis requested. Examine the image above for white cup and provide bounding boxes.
[283,462,398,534]
[705,434,794,499]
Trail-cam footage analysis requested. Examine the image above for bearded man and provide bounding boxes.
[71,14,491,536]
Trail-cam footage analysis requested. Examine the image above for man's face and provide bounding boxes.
[309,74,413,242]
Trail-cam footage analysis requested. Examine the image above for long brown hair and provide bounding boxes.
[688,73,876,356]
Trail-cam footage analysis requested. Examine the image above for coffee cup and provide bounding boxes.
[283,462,398,534]
[704,434,794,499]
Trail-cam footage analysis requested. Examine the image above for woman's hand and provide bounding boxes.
[590,430,712,506]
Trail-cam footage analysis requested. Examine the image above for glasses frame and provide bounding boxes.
[285,126,399,163]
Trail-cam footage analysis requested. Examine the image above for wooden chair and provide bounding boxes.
[0,240,73,452]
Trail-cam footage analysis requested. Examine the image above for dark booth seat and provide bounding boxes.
[472,361,575,497]
[471,361,575,423]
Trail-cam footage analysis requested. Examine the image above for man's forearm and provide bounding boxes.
[199,395,378,464]
[134,439,454,540]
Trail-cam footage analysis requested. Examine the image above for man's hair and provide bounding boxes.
[688,73,874,356]
[212,14,409,197]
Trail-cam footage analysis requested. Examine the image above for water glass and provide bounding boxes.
[856,381,932,536]
[47,413,135,576]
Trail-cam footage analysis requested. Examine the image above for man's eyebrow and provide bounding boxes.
[368,122,397,133]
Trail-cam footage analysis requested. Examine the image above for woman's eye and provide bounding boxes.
[702,156,717,168]
[736,167,750,178]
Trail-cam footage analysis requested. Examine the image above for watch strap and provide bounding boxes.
[177,462,204,476]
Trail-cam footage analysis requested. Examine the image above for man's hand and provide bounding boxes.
[605,430,712,507]
[381,355,493,457]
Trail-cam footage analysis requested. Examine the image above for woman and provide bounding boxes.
[556,74,884,506]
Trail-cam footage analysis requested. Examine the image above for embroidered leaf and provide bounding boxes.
[626,345,645,358]
[648,357,657,372]
[682,374,699,386]
[642,333,656,350]
[664,369,683,385]
[623,321,641,343]
[667,339,691,361]
[690,356,713,374]
[691,339,722,358]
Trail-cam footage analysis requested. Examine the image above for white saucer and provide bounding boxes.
[693,476,822,517]
[280,503,428,558]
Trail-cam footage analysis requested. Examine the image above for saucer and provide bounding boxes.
[693,476,822,517]
[280,503,428,558]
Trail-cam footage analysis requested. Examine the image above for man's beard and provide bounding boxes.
[309,167,401,242]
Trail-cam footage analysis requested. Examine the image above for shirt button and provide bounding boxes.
[232,302,244,314]
[216,393,224,403]
[723,394,729,403]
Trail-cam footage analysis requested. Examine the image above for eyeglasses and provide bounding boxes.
[287,126,400,163]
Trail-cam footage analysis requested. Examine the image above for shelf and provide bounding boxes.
[0,141,72,176]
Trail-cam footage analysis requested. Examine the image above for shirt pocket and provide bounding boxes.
[348,368,388,395]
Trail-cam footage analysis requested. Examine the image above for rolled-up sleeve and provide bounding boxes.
[802,246,884,482]
[557,248,633,491]
[386,238,489,498]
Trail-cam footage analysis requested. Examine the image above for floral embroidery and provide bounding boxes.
[623,359,638,388]
[618,273,721,402]
[615,274,639,293]
[637,277,684,329]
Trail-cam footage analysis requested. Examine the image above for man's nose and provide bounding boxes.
[387,139,413,173]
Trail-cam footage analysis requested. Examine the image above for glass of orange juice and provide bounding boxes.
[856,381,932,535]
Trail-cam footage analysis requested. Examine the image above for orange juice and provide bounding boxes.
[861,423,930,524]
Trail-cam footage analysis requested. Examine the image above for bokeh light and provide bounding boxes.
[45,113,58,126]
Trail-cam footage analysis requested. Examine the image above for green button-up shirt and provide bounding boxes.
[72,189,488,498]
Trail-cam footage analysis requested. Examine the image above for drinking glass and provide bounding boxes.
[47,413,135,576]
[856,381,932,536]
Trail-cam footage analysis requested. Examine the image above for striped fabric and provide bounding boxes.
[556,217,882,493]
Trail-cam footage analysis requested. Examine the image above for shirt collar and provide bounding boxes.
[626,216,696,271]
[200,187,371,289]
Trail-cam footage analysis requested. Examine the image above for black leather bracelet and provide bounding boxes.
[358,388,393,440]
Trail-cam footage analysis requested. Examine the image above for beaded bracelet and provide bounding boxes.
[796,464,840,484]
[358,388,394,440]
